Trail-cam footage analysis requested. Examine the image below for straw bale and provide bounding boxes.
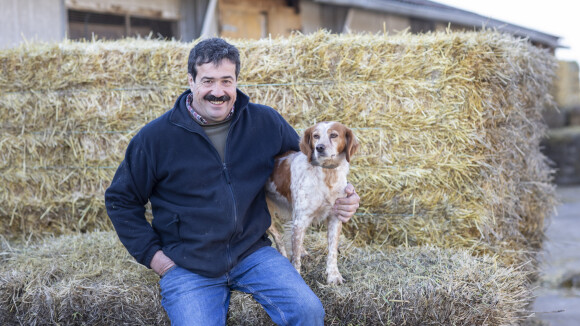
[0,31,557,270]
[0,231,533,325]
[241,31,557,268]
[0,38,189,93]
[0,232,165,325]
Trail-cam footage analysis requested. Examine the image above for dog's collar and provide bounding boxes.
[311,161,340,169]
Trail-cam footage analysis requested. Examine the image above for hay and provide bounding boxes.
[0,232,165,325]
[235,31,558,268]
[0,231,533,325]
[0,30,560,324]
[1,31,557,270]
[0,30,558,277]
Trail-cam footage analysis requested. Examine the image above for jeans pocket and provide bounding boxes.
[160,265,178,279]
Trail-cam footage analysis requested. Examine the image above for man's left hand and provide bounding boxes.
[333,183,360,223]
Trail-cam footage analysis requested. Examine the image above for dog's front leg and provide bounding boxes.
[268,223,287,258]
[326,217,344,284]
[290,220,308,273]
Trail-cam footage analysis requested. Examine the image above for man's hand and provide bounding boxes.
[151,250,176,277]
[333,183,360,223]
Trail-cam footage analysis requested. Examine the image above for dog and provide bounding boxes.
[265,121,359,284]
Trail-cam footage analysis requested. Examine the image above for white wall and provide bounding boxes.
[0,0,66,49]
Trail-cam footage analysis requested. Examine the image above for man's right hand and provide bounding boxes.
[151,250,176,276]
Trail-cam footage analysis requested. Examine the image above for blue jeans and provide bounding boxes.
[159,246,324,326]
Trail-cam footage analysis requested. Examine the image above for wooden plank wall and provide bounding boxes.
[219,0,301,39]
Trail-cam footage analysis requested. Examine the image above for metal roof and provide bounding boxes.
[313,0,561,48]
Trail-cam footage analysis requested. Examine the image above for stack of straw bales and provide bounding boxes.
[236,31,558,269]
[0,30,557,324]
[0,231,531,325]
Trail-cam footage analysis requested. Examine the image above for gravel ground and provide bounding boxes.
[532,185,580,325]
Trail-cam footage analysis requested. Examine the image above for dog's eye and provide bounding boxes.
[330,133,338,138]
[313,134,320,139]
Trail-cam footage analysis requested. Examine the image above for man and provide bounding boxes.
[105,37,360,325]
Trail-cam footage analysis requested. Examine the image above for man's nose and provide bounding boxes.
[210,84,226,96]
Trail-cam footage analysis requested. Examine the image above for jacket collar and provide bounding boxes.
[169,88,250,133]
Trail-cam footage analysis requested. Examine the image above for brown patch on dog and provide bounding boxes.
[299,126,315,162]
[270,151,294,202]
[329,122,359,163]
[344,126,359,162]
[323,168,339,192]
[329,122,347,154]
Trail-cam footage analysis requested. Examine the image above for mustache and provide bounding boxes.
[204,94,231,102]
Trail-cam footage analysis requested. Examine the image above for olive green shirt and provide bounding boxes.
[201,120,231,162]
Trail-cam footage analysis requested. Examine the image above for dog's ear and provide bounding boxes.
[300,126,315,162]
[345,127,359,163]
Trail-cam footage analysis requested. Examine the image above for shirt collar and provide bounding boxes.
[186,93,234,125]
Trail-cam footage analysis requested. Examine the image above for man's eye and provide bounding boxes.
[222,80,232,86]
[202,80,213,86]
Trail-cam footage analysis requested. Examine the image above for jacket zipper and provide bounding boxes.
[222,114,238,273]
[223,163,237,272]
[186,125,238,273]
[170,90,246,274]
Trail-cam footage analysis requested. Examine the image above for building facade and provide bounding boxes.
[1,0,560,51]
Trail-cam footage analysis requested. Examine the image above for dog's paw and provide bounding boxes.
[291,258,302,273]
[327,271,344,285]
[278,246,288,258]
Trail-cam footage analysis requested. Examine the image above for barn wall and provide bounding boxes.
[0,0,66,49]
[345,8,409,33]
[65,0,181,19]
[219,0,300,39]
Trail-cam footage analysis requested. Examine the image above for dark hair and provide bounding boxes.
[187,38,240,81]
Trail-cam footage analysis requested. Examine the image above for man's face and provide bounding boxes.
[188,59,237,124]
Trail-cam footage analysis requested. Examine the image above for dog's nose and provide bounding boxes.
[316,144,326,153]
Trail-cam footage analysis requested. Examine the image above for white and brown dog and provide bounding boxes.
[265,121,359,284]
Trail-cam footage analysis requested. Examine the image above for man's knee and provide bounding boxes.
[291,291,325,325]
[306,296,325,320]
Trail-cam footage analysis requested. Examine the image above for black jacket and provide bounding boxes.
[105,89,299,277]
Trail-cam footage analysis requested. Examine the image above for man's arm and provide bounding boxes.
[105,137,163,270]
[273,108,301,154]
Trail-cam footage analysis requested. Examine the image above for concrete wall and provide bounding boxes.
[0,0,194,48]
[0,0,66,49]
[179,0,211,41]
[345,8,409,34]
[300,1,322,34]
[301,1,409,35]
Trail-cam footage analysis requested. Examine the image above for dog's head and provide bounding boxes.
[299,121,359,168]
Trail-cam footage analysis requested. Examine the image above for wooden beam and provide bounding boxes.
[200,0,217,38]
